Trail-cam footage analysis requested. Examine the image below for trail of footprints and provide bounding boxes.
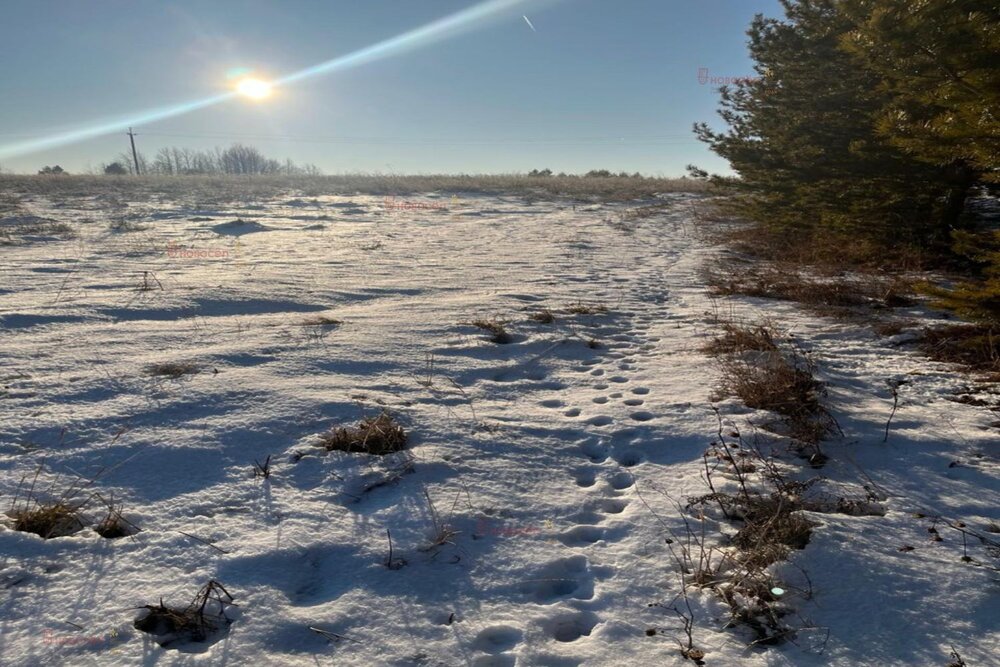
[470,243,676,662]
[473,318,665,662]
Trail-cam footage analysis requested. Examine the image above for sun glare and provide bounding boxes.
[236,77,273,100]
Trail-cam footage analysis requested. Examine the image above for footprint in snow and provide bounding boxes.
[597,498,629,514]
[580,440,608,463]
[544,611,600,642]
[473,626,522,655]
[558,525,606,547]
[607,471,635,490]
[520,556,595,604]
[612,449,643,467]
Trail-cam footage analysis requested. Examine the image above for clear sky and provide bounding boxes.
[0,0,783,176]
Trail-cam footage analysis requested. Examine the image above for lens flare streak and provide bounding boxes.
[0,0,548,161]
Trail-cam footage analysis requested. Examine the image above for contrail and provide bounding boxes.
[522,15,537,32]
[0,0,556,161]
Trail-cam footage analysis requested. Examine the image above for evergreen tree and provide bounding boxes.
[694,0,960,247]
[841,0,999,188]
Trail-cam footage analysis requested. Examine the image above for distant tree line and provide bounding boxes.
[528,168,646,178]
[694,0,999,322]
[100,144,321,176]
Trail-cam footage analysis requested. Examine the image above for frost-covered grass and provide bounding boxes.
[0,184,996,666]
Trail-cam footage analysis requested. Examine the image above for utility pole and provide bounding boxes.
[127,127,141,175]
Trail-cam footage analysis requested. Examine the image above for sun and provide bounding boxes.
[235,77,273,100]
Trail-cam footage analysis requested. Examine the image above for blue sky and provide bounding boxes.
[0,0,783,175]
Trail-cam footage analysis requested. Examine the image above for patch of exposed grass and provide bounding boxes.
[300,315,342,326]
[146,361,200,378]
[918,324,999,374]
[468,318,513,344]
[713,220,930,272]
[0,173,710,203]
[319,411,408,455]
[565,301,608,315]
[708,264,913,316]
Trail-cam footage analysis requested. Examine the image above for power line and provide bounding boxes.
[135,129,700,146]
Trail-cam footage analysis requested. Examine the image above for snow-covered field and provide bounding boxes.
[0,186,997,666]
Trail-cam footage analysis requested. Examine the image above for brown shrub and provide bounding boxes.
[703,322,778,356]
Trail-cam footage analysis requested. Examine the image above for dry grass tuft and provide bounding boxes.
[565,301,609,315]
[300,315,342,326]
[146,362,200,378]
[134,580,235,647]
[94,497,140,539]
[319,411,408,455]
[11,501,86,539]
[702,322,778,356]
[7,467,92,539]
[468,318,513,344]
[528,308,556,324]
